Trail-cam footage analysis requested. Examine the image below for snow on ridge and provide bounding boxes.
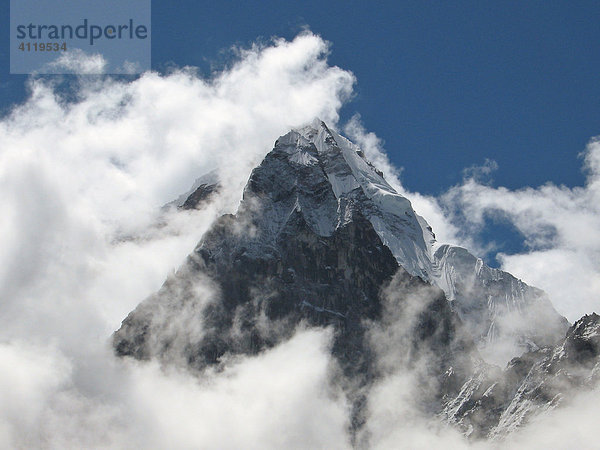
[167,119,567,365]
[284,120,567,363]
[292,120,435,280]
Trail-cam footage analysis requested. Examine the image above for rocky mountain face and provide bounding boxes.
[442,312,600,438]
[166,170,220,210]
[113,120,597,443]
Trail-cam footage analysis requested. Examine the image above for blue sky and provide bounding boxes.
[1,1,600,264]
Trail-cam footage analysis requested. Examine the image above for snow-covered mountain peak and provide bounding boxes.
[239,121,568,362]
[162,120,568,365]
[114,121,593,441]
[253,119,434,280]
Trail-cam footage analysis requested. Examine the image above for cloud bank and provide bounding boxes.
[0,32,355,449]
[0,30,598,448]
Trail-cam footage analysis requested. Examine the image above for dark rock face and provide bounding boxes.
[180,182,219,210]
[115,131,474,438]
[116,130,399,371]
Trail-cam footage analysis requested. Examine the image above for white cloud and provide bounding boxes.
[0,32,355,449]
[41,49,108,74]
[439,139,600,322]
[126,329,350,450]
[502,386,600,449]
[366,372,475,450]
[0,330,349,449]
[461,158,499,182]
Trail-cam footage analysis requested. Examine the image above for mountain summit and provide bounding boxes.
[114,120,594,442]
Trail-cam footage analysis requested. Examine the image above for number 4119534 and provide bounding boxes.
[18,42,67,51]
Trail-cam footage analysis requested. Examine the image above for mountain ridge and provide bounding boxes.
[161,119,568,363]
[113,120,596,443]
